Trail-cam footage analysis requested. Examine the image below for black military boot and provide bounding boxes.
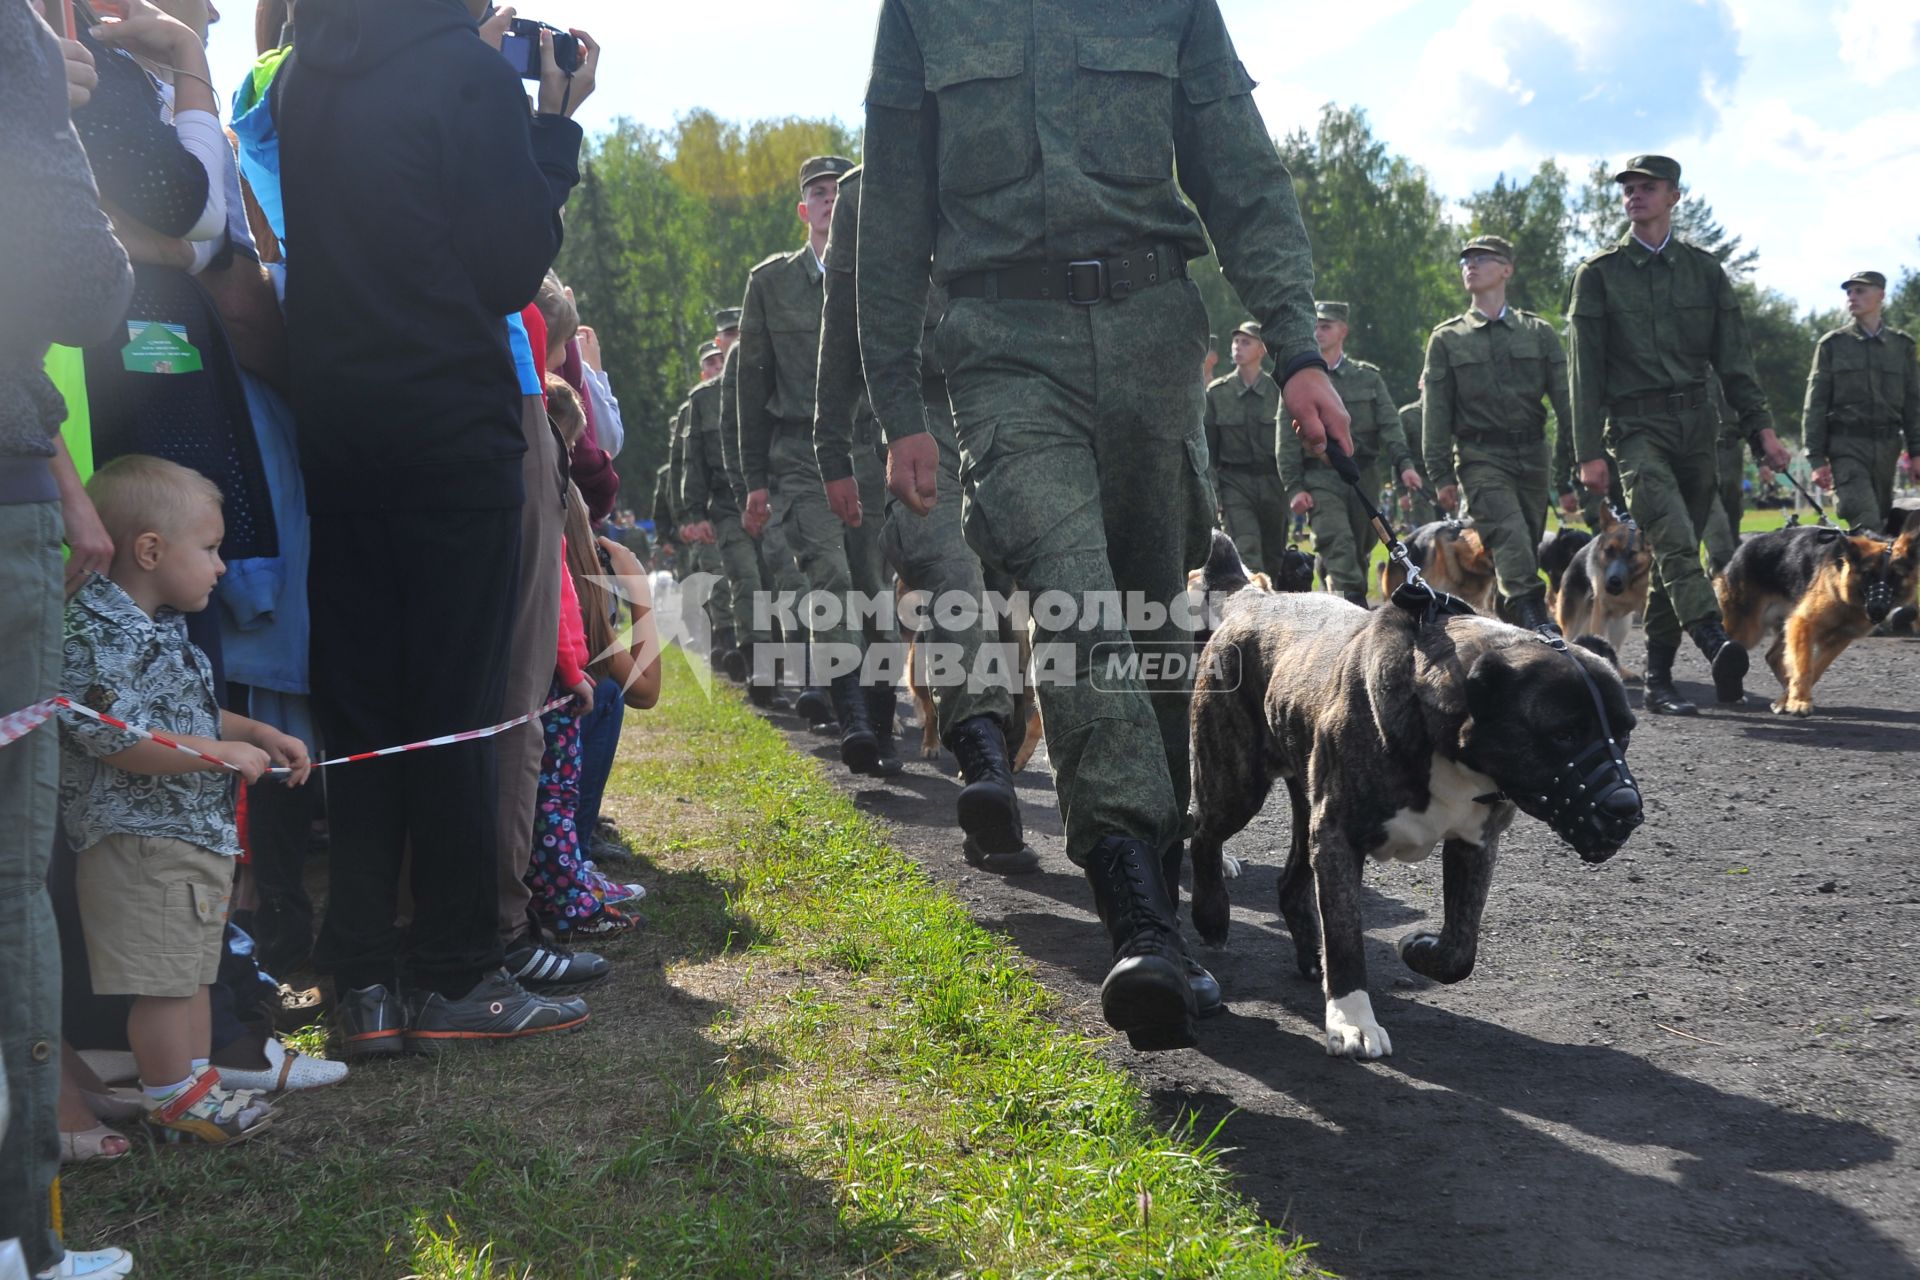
[1086,836,1198,1051]
[1509,591,1557,634]
[947,715,1038,874]
[1643,640,1697,716]
[1161,842,1223,1018]
[830,673,878,772]
[1687,616,1748,704]
[713,627,746,683]
[859,683,906,778]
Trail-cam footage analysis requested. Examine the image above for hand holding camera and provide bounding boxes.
[535,23,598,117]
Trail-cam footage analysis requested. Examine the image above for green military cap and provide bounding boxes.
[1460,234,1514,262]
[1314,301,1350,322]
[697,341,720,363]
[1613,154,1681,184]
[1232,320,1265,342]
[798,154,855,191]
[1841,270,1887,290]
[713,307,742,331]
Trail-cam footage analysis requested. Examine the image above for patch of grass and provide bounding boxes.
[62,649,1315,1277]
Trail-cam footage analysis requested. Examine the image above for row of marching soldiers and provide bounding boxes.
[654,155,1042,873]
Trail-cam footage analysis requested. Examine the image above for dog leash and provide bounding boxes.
[1774,466,1838,529]
[1324,439,1475,622]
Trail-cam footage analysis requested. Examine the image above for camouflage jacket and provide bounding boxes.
[1802,320,1920,464]
[1277,356,1410,497]
[1419,306,1571,488]
[736,242,827,491]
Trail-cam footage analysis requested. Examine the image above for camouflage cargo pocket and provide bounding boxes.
[924,43,1034,194]
[1073,37,1178,181]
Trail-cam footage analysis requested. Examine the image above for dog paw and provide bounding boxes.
[1324,991,1392,1059]
[1397,931,1441,973]
[1619,667,1643,684]
[920,744,942,760]
[1770,699,1813,718]
[1221,853,1243,879]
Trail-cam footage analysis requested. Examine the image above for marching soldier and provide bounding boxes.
[1567,155,1791,716]
[1279,301,1421,605]
[1397,391,1441,529]
[1804,270,1920,531]
[856,0,1351,1050]
[1420,234,1570,628]
[1204,321,1290,575]
[671,342,736,672]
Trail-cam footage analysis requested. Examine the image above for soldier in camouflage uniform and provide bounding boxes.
[671,342,737,672]
[1804,270,1920,532]
[1397,391,1441,529]
[1279,302,1421,605]
[735,156,859,729]
[1702,370,1751,574]
[856,0,1351,1050]
[1567,155,1791,716]
[1203,321,1290,574]
[648,460,678,576]
[1420,234,1571,628]
[816,164,1035,861]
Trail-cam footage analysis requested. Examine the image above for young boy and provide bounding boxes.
[61,455,312,1144]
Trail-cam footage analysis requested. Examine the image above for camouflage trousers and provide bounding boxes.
[1303,460,1382,599]
[711,514,768,647]
[1455,438,1548,603]
[687,540,734,634]
[1608,405,1719,646]
[768,425,861,661]
[939,281,1213,866]
[1829,431,1904,532]
[846,437,897,651]
[882,388,1016,739]
[1214,465,1292,577]
[1703,433,1746,574]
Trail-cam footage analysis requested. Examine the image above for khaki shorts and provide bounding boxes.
[75,834,233,998]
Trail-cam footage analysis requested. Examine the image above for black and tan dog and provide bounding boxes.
[1537,527,1594,598]
[1380,519,1498,615]
[1717,514,1920,716]
[899,579,1043,771]
[1552,509,1653,678]
[1187,533,1641,1058]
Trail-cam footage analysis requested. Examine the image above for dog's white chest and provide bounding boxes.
[1371,753,1498,863]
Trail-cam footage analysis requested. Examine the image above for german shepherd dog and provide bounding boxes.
[1187,533,1641,1058]
[1537,527,1594,597]
[899,578,1043,771]
[1552,509,1653,678]
[1380,519,1498,614]
[1716,514,1920,717]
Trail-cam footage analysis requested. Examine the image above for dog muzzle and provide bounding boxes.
[1864,577,1895,624]
[1510,737,1643,862]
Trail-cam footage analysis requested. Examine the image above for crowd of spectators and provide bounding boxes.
[0,3,654,1276]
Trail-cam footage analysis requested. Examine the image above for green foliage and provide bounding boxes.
[1461,159,1572,318]
[1570,160,1759,278]
[1734,281,1818,441]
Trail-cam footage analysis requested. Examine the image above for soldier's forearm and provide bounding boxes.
[856,103,936,446]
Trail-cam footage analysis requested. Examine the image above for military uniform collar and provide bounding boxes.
[1234,367,1271,396]
[1465,305,1511,328]
[1622,230,1674,268]
[1847,318,1886,342]
[1326,354,1347,373]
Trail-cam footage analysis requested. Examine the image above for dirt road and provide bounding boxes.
[762,633,1920,1279]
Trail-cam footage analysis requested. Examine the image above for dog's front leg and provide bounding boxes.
[1398,836,1494,984]
[1311,822,1391,1059]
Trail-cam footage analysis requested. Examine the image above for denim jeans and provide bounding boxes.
[0,500,66,1272]
[574,676,624,844]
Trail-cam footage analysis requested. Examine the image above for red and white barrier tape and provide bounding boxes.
[0,695,569,775]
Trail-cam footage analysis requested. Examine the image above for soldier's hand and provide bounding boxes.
[1579,458,1611,493]
[1281,368,1352,459]
[744,489,771,538]
[1812,464,1834,492]
[1437,484,1460,512]
[692,521,715,544]
[1757,465,1774,486]
[1290,491,1314,516]
[1558,491,1580,517]
[888,434,940,516]
[1756,428,1791,473]
[1400,468,1424,492]
[824,476,863,528]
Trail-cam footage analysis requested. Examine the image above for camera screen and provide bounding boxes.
[500,31,536,78]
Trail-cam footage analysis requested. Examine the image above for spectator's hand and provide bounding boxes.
[211,740,272,785]
[1436,483,1460,512]
[537,26,598,117]
[577,326,602,372]
[1400,467,1424,492]
[1756,428,1791,472]
[477,3,515,51]
[825,475,862,527]
[1579,458,1610,493]
[1812,464,1833,492]
[104,203,194,269]
[887,433,939,515]
[743,489,771,537]
[1281,367,1351,458]
[257,728,312,786]
[1559,491,1581,517]
[1757,465,1774,486]
[90,0,198,67]
[569,677,595,714]
[61,486,114,597]
[59,36,98,111]
[1290,491,1314,516]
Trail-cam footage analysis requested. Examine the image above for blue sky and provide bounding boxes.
[204,0,1920,314]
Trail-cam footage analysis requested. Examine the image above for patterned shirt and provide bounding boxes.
[60,574,239,857]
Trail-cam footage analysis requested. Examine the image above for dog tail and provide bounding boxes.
[1201,529,1254,595]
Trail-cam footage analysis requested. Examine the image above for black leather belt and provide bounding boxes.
[946,244,1187,305]
[1612,385,1707,417]
[1456,425,1546,447]
[1827,420,1897,437]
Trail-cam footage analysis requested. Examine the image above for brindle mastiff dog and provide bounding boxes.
[1187,534,1643,1058]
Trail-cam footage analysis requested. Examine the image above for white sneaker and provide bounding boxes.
[214,1038,348,1093]
[36,1247,134,1278]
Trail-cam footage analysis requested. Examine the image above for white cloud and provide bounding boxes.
[1832,0,1920,85]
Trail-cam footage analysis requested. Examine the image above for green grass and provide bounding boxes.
[61,649,1317,1279]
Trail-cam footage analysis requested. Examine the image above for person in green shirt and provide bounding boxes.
[1279,301,1421,604]
[1567,154,1790,715]
[1419,234,1570,628]
[1803,270,1920,532]
[670,342,737,671]
[854,0,1351,1051]
[1204,321,1290,575]
[1397,392,1441,529]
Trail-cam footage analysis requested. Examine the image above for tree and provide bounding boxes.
[1462,160,1571,319]
[1734,281,1816,443]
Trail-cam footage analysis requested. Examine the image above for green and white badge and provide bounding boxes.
[121,321,204,375]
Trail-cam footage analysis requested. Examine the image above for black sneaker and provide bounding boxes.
[335,984,404,1059]
[504,940,611,994]
[402,970,589,1055]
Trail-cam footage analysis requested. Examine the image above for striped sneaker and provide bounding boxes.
[402,970,589,1054]
[504,939,611,994]
[335,983,405,1058]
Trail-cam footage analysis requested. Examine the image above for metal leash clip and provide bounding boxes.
[1323,438,1476,623]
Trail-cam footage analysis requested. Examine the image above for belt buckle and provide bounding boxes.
[1664,391,1687,412]
[1066,260,1107,305]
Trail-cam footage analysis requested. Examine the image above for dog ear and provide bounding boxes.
[1463,647,1512,722]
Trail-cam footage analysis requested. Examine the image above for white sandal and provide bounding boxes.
[214,1037,348,1093]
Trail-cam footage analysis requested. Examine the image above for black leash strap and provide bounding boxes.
[1324,439,1476,623]
[1774,466,1838,528]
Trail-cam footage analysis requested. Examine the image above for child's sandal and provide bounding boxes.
[144,1067,275,1146]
